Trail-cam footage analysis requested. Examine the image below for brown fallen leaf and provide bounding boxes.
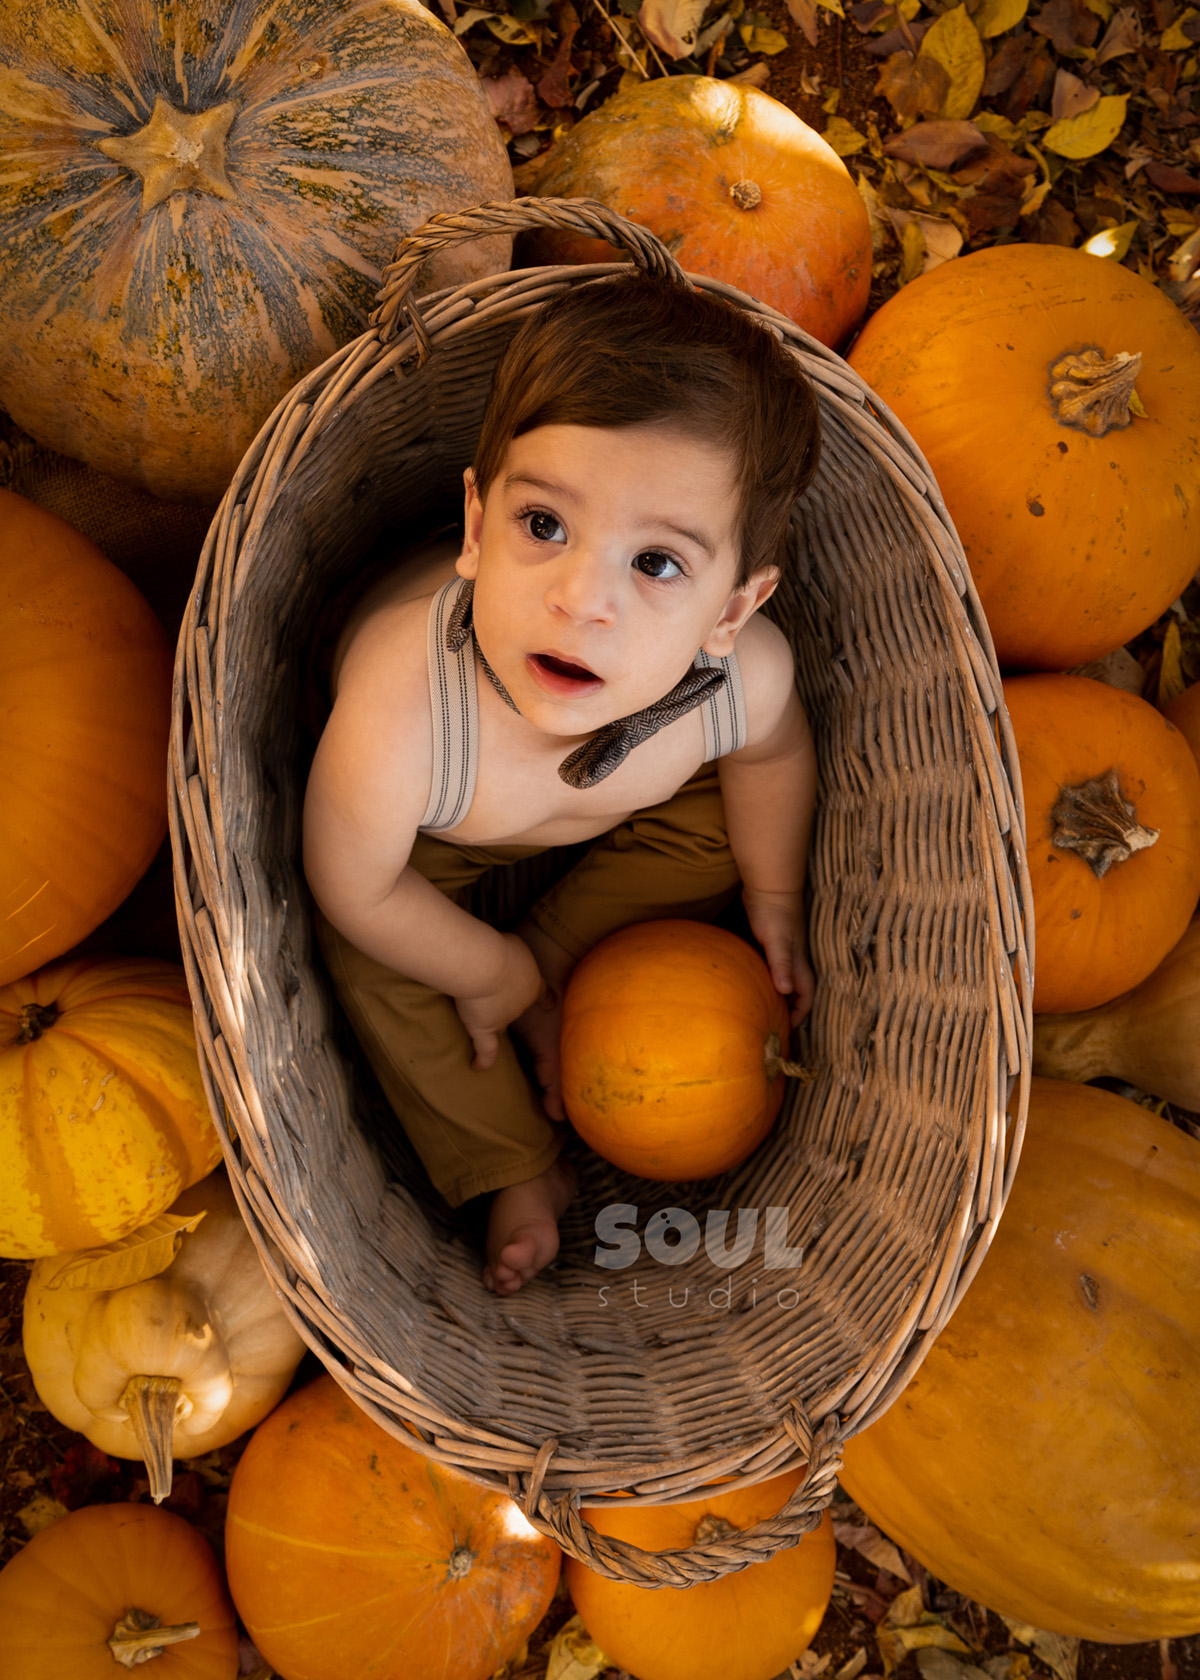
[877,49,951,120]
[1050,67,1099,122]
[1145,162,1200,194]
[482,67,541,136]
[1029,0,1099,54]
[999,1618,1080,1680]
[538,3,580,107]
[638,0,707,58]
[1095,5,1143,61]
[833,1519,915,1583]
[786,0,822,47]
[884,118,988,168]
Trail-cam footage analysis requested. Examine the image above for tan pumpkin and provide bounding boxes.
[0,0,513,501]
[225,1373,562,1680]
[1033,915,1200,1112]
[23,1168,307,1502]
[525,75,872,348]
[0,489,172,986]
[0,956,221,1257]
[566,1472,835,1680]
[839,1077,1200,1640]
[1003,673,1200,1013]
[0,1502,238,1679]
[847,244,1200,670]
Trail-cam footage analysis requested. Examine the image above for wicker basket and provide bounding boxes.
[169,197,1032,1586]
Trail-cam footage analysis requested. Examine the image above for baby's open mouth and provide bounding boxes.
[531,652,601,684]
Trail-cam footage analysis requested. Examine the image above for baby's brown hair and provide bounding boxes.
[471,270,821,588]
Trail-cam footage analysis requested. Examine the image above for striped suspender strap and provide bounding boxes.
[696,647,748,761]
[418,578,479,833]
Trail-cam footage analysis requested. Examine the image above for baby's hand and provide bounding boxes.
[509,920,578,1121]
[742,887,815,1027]
[455,933,548,1072]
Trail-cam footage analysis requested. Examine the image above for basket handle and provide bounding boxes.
[517,1403,844,1587]
[369,196,689,347]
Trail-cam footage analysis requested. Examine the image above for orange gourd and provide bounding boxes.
[1004,673,1200,1013]
[847,244,1200,670]
[0,489,172,985]
[839,1077,1200,1641]
[1164,681,1200,770]
[0,1502,238,1679]
[0,956,221,1257]
[560,919,792,1180]
[526,76,872,348]
[0,0,513,501]
[224,1374,562,1680]
[566,1471,835,1680]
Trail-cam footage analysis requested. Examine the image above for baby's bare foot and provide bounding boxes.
[484,1158,577,1295]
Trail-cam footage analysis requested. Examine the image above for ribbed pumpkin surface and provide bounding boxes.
[0,956,221,1258]
[0,0,513,500]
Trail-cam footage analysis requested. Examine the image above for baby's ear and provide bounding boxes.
[703,567,780,657]
[458,468,483,579]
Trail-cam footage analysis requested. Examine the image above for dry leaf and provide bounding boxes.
[895,1627,974,1659]
[638,0,708,57]
[1094,4,1141,58]
[786,0,821,45]
[1145,162,1200,195]
[882,1584,927,1629]
[883,118,988,168]
[1080,220,1137,259]
[18,1495,68,1536]
[897,216,927,283]
[890,208,964,270]
[792,1654,833,1679]
[974,0,1029,37]
[1042,93,1127,158]
[919,4,985,119]
[1050,67,1099,122]
[453,4,493,30]
[1158,618,1187,706]
[483,67,541,135]
[916,1651,993,1680]
[545,1616,610,1680]
[878,50,951,121]
[739,12,790,50]
[999,1619,1081,1680]
[833,1520,916,1582]
[1070,646,1146,695]
[45,1210,206,1293]
[1161,7,1199,49]
[826,115,870,154]
[486,12,541,43]
[837,1650,872,1680]
[857,171,891,251]
[1168,226,1200,282]
[1030,0,1100,53]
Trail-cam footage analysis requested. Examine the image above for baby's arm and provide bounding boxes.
[718,616,817,1024]
[302,614,547,1070]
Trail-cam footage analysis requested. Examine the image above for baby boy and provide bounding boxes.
[302,269,821,1297]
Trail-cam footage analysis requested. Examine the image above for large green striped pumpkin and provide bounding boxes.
[0,0,513,502]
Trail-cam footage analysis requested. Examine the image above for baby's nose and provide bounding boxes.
[546,554,618,624]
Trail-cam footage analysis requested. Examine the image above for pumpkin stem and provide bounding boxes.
[764,1031,814,1083]
[97,95,238,215]
[120,1375,184,1504]
[1050,768,1159,878]
[446,1545,475,1581]
[108,1608,201,1668]
[1048,348,1143,436]
[16,1001,59,1044]
[729,179,763,210]
[694,1512,739,1544]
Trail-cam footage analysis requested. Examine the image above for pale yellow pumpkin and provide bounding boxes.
[23,1169,307,1501]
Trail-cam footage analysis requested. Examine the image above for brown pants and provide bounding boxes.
[314,764,739,1207]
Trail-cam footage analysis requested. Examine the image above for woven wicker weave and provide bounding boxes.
[169,197,1032,1586]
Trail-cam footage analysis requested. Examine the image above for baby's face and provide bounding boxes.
[458,423,777,740]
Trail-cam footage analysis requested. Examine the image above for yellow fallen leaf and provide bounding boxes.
[1159,618,1187,706]
[973,0,1029,38]
[896,1626,974,1658]
[825,116,868,155]
[739,14,790,50]
[18,1495,68,1536]
[1162,7,1198,49]
[1080,220,1138,260]
[818,0,846,13]
[882,1584,927,1629]
[45,1210,207,1293]
[898,217,927,285]
[975,109,1022,143]
[1083,0,1112,16]
[920,4,985,119]
[545,1616,610,1680]
[487,12,541,43]
[1043,93,1127,158]
[453,4,492,30]
[1000,1619,1081,1680]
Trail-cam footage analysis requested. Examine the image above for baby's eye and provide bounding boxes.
[633,549,683,581]
[524,510,565,543]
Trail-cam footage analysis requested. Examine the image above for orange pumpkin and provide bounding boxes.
[0,0,513,501]
[0,956,221,1257]
[560,919,792,1180]
[1164,681,1200,771]
[0,1502,238,1679]
[839,1077,1200,1641]
[566,1471,835,1680]
[0,490,172,986]
[526,76,872,348]
[225,1374,562,1680]
[1004,673,1200,1013]
[847,244,1200,670]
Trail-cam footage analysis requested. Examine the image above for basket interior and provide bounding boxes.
[178,269,1026,1483]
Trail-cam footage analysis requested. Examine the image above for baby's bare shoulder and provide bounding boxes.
[734,612,800,726]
